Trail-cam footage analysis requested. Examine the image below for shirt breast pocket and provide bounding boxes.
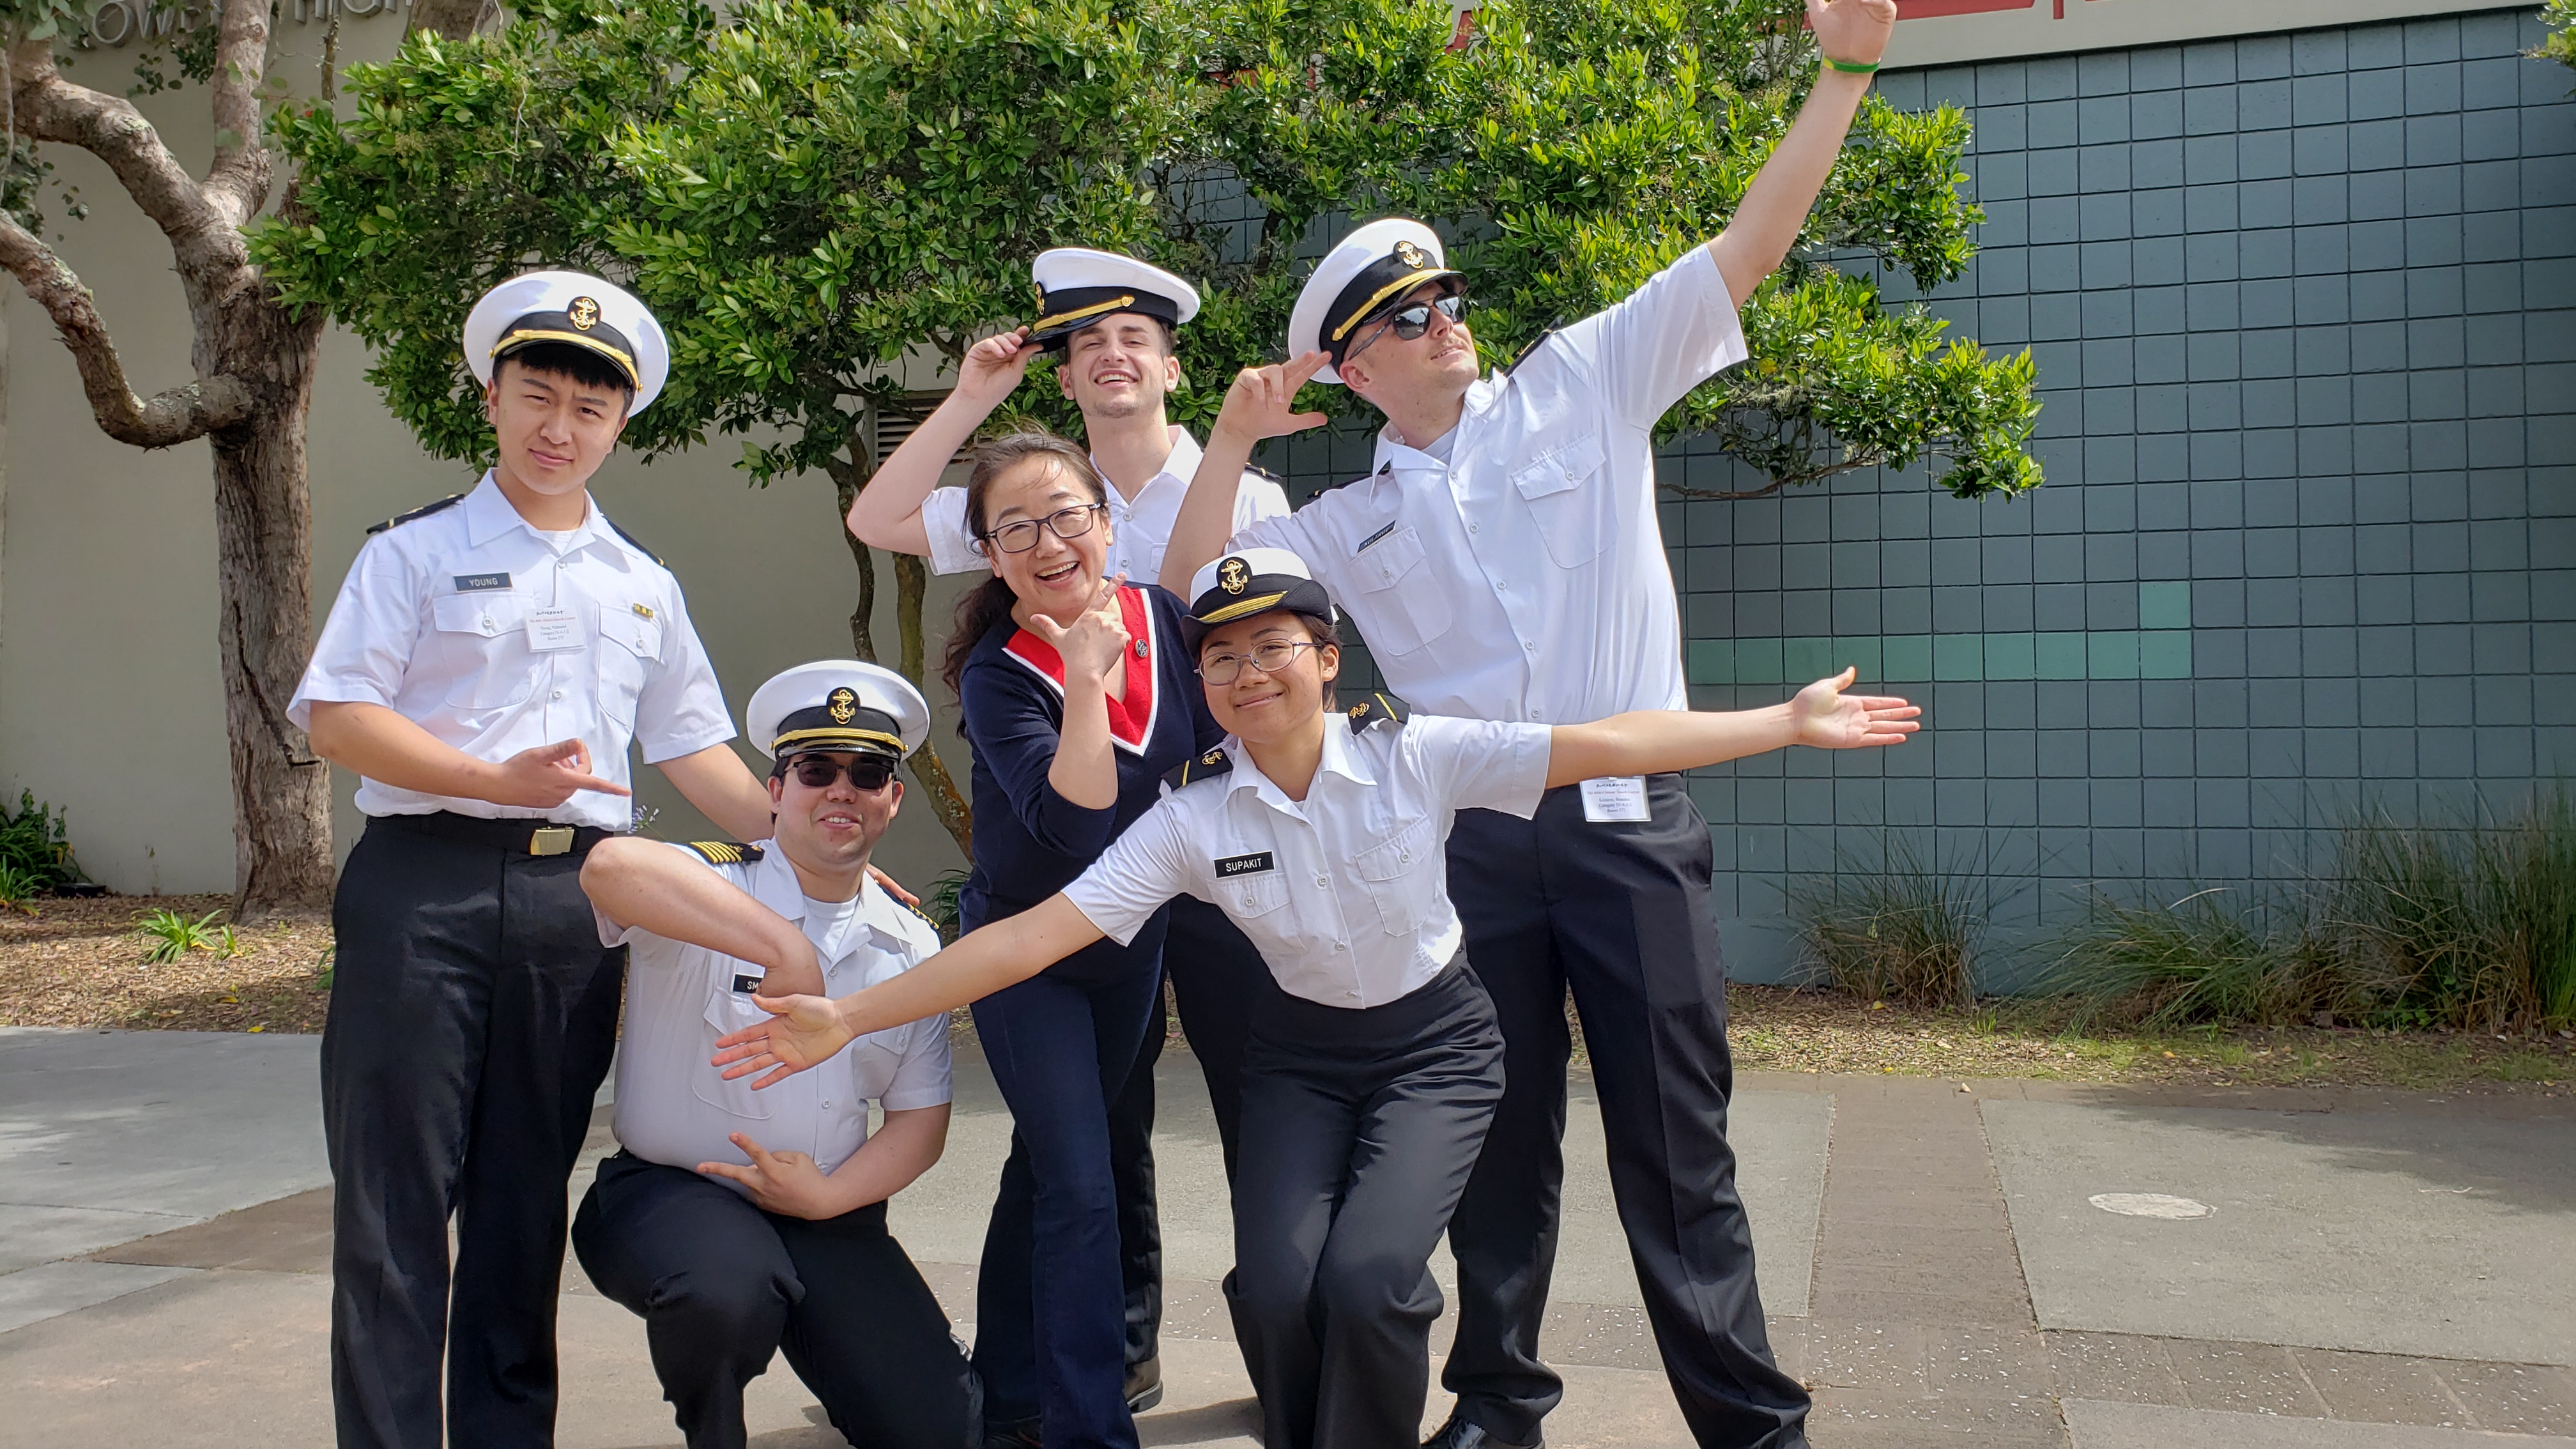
[1510,432,1611,568]
[691,993,778,1121]
[429,594,537,709]
[595,599,664,725]
[1351,819,1434,936]
[1220,869,1291,929]
[1347,523,1454,656]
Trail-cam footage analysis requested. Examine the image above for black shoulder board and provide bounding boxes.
[1163,746,1236,791]
[365,493,465,535]
[678,841,765,866]
[604,516,665,565]
[1345,693,1408,732]
[1503,323,1564,376]
[1244,463,1286,486]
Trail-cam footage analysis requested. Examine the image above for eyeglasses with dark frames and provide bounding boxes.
[780,755,899,792]
[1198,639,1324,685]
[980,503,1107,555]
[1346,292,1467,363]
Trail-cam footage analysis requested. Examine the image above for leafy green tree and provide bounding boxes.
[0,0,487,915]
[1164,0,2039,500]
[2540,0,2575,76]
[261,0,1195,851]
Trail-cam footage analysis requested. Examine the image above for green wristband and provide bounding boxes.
[1823,56,1880,74]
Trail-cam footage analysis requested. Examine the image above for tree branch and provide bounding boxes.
[6,40,237,273]
[0,208,254,446]
[408,0,498,42]
[203,0,279,227]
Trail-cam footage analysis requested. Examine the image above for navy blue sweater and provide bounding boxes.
[957,585,1221,936]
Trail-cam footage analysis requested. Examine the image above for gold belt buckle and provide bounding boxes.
[528,826,577,857]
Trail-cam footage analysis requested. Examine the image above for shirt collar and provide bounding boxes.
[1101,426,1197,512]
[1222,718,1376,816]
[461,470,610,554]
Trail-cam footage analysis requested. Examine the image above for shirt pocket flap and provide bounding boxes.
[1352,820,1432,882]
[1221,870,1289,918]
[1350,522,1428,592]
[1510,431,1607,502]
[431,592,528,637]
[690,993,777,1119]
[597,600,665,661]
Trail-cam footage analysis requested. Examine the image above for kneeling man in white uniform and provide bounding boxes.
[573,660,978,1449]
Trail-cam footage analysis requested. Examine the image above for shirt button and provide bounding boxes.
[1468,522,1479,533]
[1524,641,1537,652]
[1332,943,1346,953]
[1315,876,1330,888]
[480,617,494,631]
[551,690,565,701]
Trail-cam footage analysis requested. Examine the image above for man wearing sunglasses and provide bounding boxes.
[571,660,981,1449]
[1163,5,1900,1446]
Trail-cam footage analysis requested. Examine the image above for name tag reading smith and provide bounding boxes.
[1214,851,1276,878]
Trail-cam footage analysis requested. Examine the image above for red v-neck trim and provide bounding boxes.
[1002,586,1160,753]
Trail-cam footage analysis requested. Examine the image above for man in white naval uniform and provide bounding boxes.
[1162,4,1903,1445]
[572,659,978,1449]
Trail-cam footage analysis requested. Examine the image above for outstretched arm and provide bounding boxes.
[845,328,1040,556]
[581,836,824,995]
[1161,351,1331,597]
[713,893,1107,1087]
[1544,668,1918,788]
[1705,0,1899,305]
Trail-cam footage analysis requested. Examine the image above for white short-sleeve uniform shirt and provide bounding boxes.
[599,843,953,1184]
[1064,716,1552,1008]
[923,427,1290,586]
[1231,247,1749,726]
[287,473,737,829]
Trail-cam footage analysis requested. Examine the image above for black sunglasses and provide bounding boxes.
[779,755,898,792]
[1349,292,1467,360]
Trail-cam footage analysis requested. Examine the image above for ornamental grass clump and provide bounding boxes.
[2044,887,2330,1032]
[1789,845,1982,1011]
[2322,793,2576,1034]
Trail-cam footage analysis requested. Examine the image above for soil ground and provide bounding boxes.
[6,892,2570,1094]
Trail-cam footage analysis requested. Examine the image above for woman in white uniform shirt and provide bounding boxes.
[711,551,1917,1449]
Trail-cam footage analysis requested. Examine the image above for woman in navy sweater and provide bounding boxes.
[936,431,1217,1449]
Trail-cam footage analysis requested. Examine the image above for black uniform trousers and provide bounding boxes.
[1439,776,1811,1449]
[1227,960,1503,1449]
[321,814,624,1449]
[1106,894,1262,1375]
[572,1151,981,1449]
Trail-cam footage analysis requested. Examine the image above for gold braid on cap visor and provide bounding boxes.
[1328,268,1449,342]
[771,727,908,756]
[1193,590,1292,625]
[493,329,641,387]
[1032,294,1138,334]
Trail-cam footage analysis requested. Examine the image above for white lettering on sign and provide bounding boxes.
[77,0,404,50]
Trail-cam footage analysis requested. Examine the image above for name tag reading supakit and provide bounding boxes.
[524,607,583,651]
[1214,852,1276,878]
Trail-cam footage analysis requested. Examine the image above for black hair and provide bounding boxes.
[939,431,1114,704]
[1050,314,1179,358]
[496,342,636,406]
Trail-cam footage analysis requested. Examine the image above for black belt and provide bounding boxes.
[377,811,618,858]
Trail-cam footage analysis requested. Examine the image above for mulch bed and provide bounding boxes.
[6,894,2570,1097]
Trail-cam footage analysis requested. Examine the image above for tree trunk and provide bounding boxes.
[891,550,972,853]
[204,282,332,919]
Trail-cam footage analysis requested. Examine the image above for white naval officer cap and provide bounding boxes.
[745,661,931,763]
[1028,248,1201,350]
[1285,218,1464,385]
[463,270,671,414]
[1181,546,1338,648]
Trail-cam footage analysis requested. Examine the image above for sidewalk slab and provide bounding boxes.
[2064,1399,2576,1448]
[0,1260,197,1334]
[1984,1099,2576,1365]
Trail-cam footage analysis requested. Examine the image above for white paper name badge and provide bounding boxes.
[524,607,585,652]
[1579,776,1651,824]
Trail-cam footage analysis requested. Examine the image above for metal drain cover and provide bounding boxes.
[2089,1192,2214,1219]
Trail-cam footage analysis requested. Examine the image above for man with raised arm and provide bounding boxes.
[1156,4,1901,1446]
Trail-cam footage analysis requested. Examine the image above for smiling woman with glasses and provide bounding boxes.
[980,502,1108,555]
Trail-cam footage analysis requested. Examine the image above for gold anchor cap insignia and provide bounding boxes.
[1393,239,1428,269]
[568,296,601,330]
[827,687,858,724]
[1216,556,1250,594]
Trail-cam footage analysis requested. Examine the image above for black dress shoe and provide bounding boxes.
[1423,1415,1542,1449]
[1125,1354,1165,1413]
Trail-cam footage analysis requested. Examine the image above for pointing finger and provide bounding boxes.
[564,772,632,798]
[731,1131,781,1169]
[696,1160,758,1187]
[1284,351,1331,386]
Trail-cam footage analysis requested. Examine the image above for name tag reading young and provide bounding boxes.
[1579,776,1652,824]
[524,607,584,652]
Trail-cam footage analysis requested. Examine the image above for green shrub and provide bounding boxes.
[134,908,235,965]
[0,861,45,916]
[1788,844,1982,1010]
[921,870,970,946]
[2044,887,2328,1032]
[0,790,84,890]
